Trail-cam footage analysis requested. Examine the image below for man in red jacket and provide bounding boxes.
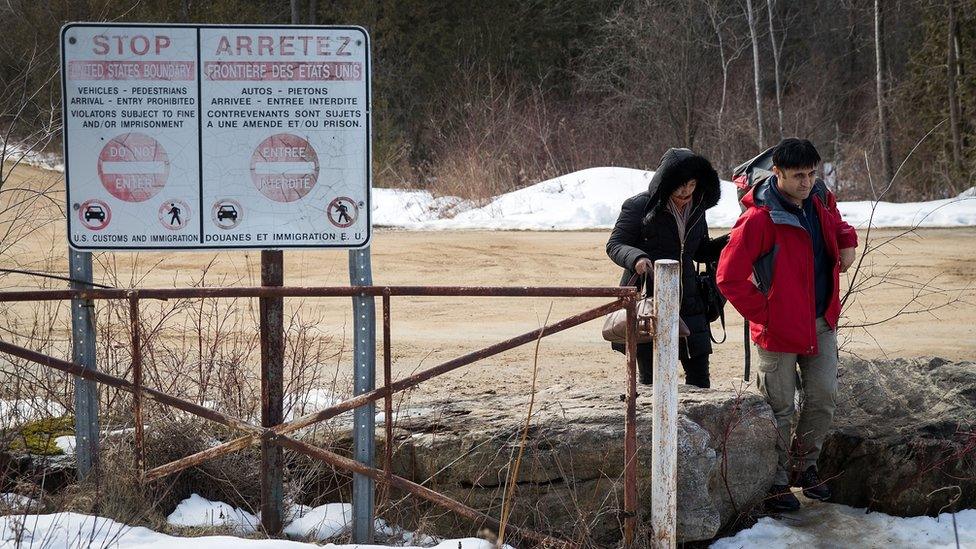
[717,138,858,512]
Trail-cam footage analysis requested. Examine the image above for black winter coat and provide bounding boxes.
[607,148,727,359]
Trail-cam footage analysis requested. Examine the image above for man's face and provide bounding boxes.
[773,165,817,205]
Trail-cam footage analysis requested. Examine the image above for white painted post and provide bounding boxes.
[651,259,679,549]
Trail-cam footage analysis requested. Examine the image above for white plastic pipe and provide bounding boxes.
[652,259,679,549]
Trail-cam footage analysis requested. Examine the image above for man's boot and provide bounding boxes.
[765,484,800,512]
[793,465,831,500]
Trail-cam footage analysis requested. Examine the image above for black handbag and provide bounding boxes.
[696,261,727,343]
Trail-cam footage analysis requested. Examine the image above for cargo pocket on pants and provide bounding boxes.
[755,346,780,373]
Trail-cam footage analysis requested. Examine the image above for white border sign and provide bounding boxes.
[61,23,371,250]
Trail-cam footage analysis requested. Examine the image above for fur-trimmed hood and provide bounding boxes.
[643,148,721,226]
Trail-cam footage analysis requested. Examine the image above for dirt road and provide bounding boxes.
[2,163,974,397]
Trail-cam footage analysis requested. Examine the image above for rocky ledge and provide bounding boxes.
[385,383,777,544]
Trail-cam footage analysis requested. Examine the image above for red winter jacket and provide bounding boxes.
[716,179,858,355]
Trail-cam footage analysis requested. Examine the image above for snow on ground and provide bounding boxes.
[837,194,976,228]
[166,493,259,534]
[711,499,976,548]
[0,511,505,549]
[372,188,473,228]
[1,493,971,548]
[0,399,67,427]
[283,502,351,540]
[0,493,42,513]
[370,167,976,230]
[0,141,64,173]
[55,428,137,457]
[284,388,342,421]
[53,435,75,455]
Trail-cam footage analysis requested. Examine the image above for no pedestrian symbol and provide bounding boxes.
[328,197,358,228]
[158,199,191,230]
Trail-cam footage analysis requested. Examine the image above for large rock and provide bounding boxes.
[820,357,976,515]
[384,383,777,544]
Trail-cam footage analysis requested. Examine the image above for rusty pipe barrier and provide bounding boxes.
[0,286,637,302]
[273,435,569,547]
[0,285,639,546]
[0,339,264,438]
[144,298,625,481]
[0,335,571,547]
[128,294,145,476]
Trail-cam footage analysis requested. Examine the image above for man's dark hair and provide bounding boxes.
[772,138,821,169]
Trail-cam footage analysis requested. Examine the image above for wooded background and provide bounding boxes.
[2,0,973,201]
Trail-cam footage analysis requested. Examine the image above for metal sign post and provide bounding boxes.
[259,249,284,533]
[349,247,375,543]
[69,249,99,477]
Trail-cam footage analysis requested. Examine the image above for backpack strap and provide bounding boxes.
[710,304,727,344]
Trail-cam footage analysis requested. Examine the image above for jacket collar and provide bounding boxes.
[749,177,800,229]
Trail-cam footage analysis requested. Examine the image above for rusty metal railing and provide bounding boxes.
[0,285,641,546]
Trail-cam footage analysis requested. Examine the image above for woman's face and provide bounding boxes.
[671,179,696,207]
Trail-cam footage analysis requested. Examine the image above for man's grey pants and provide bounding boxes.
[755,317,838,485]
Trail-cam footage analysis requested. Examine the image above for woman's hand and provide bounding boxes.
[635,257,653,275]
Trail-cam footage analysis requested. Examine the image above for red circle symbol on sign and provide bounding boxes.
[250,134,320,203]
[97,133,170,202]
[79,199,111,231]
[327,196,358,228]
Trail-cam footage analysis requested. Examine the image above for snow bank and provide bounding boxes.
[1,511,507,548]
[711,503,975,548]
[2,512,312,548]
[53,435,75,455]
[0,493,42,513]
[284,388,342,421]
[166,494,259,534]
[0,141,64,173]
[373,188,473,228]
[371,168,976,229]
[838,189,976,228]
[283,502,351,540]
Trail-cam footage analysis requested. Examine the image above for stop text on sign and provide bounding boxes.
[92,34,173,55]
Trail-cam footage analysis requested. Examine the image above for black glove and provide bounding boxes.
[715,233,730,249]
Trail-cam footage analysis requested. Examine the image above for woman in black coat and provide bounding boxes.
[607,148,728,388]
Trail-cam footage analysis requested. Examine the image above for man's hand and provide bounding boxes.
[635,257,653,275]
[840,247,856,273]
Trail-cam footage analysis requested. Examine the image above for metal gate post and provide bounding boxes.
[260,250,285,534]
[69,249,99,478]
[349,247,376,543]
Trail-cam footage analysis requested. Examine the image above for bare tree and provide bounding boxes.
[745,0,765,147]
[874,0,895,188]
[579,0,721,149]
[178,0,191,23]
[766,0,785,139]
[704,0,747,138]
[947,0,964,178]
[291,0,302,25]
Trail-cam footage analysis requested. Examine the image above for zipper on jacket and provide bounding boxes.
[800,209,818,354]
